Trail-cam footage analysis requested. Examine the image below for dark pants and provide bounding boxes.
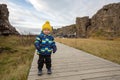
[38,54,51,70]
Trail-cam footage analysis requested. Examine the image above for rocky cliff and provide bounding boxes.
[0,4,19,36]
[89,3,120,38]
[53,2,120,38]
[53,24,76,38]
[76,16,90,38]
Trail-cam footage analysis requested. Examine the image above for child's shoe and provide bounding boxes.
[38,70,42,75]
[47,69,52,74]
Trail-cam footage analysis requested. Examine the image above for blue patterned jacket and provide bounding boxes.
[34,32,57,55]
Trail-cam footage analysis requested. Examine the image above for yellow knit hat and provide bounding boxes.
[42,21,52,32]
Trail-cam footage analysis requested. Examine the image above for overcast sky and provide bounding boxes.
[0,0,120,34]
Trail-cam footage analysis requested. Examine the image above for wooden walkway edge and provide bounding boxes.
[27,42,120,80]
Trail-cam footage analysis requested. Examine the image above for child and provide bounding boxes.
[34,21,57,75]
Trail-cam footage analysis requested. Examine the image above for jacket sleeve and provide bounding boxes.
[51,37,57,53]
[34,36,42,51]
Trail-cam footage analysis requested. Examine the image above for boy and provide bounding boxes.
[34,21,57,75]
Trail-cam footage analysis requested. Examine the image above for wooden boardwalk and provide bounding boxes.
[28,42,120,80]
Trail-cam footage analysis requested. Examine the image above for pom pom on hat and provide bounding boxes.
[42,21,52,32]
[46,21,49,24]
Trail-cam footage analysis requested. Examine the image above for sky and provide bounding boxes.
[0,0,120,34]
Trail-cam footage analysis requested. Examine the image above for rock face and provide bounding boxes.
[90,3,120,37]
[53,24,76,38]
[0,4,19,36]
[76,16,90,38]
[53,2,120,38]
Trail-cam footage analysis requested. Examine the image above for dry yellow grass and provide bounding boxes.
[55,38,120,64]
[0,36,35,80]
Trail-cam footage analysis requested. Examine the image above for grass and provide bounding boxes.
[55,38,120,64]
[0,35,35,80]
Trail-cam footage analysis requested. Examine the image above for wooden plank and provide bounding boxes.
[27,42,120,80]
[28,70,120,80]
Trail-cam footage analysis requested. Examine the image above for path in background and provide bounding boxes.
[28,42,120,80]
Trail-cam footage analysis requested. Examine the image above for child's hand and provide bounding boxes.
[53,49,56,53]
[53,46,57,53]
